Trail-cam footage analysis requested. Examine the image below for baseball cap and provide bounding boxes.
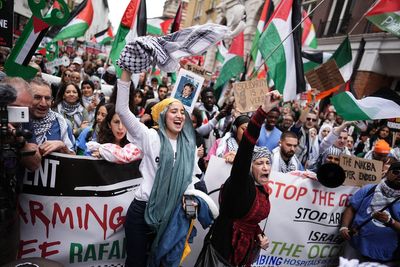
[72,56,83,65]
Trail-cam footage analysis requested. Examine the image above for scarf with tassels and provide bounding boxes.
[144,105,196,253]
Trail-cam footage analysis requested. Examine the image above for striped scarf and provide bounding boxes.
[57,101,85,129]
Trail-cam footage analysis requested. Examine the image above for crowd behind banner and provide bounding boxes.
[1,42,400,267]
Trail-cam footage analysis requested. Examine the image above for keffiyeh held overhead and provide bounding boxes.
[117,23,242,73]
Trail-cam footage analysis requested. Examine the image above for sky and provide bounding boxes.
[108,0,166,32]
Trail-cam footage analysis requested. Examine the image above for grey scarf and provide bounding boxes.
[369,178,400,213]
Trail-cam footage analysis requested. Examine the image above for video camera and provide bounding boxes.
[0,84,33,221]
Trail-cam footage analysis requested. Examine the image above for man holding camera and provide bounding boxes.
[340,161,400,266]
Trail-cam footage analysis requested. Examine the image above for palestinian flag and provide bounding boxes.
[147,18,173,35]
[214,32,245,99]
[171,1,183,33]
[53,0,93,41]
[4,0,70,79]
[332,88,400,120]
[302,37,352,81]
[215,41,228,64]
[365,0,400,37]
[258,0,305,101]
[110,0,147,77]
[302,51,331,72]
[331,37,353,82]
[93,26,114,45]
[302,10,318,49]
[251,0,274,75]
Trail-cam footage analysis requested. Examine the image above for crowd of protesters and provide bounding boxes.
[1,45,400,267]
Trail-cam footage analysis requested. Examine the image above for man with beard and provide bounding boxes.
[257,107,282,151]
[291,106,318,166]
[340,161,400,266]
[271,131,303,173]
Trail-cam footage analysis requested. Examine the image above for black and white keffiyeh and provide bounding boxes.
[32,110,57,145]
[57,101,85,129]
[278,156,298,173]
[369,178,400,213]
[252,146,271,162]
[226,136,239,153]
[117,23,238,73]
[271,147,300,173]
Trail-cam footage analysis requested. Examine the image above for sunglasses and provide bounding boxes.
[306,118,317,122]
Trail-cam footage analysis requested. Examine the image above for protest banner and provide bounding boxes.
[340,155,383,187]
[233,80,269,113]
[388,118,400,132]
[0,0,13,48]
[305,60,344,92]
[183,156,359,267]
[45,56,70,74]
[20,154,360,267]
[19,153,142,266]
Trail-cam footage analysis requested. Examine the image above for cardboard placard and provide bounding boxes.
[340,155,383,187]
[183,63,211,80]
[387,118,400,132]
[305,60,344,91]
[233,80,269,113]
[0,0,14,48]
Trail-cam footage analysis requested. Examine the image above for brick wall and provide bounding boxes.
[353,71,393,98]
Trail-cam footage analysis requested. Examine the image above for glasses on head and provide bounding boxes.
[306,117,317,122]
[33,95,53,102]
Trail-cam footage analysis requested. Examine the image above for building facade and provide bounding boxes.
[181,0,400,99]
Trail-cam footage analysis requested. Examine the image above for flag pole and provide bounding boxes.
[250,0,327,79]
[347,0,378,35]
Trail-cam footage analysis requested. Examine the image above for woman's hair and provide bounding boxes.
[60,69,71,84]
[81,80,95,93]
[370,125,392,147]
[109,82,136,112]
[85,100,107,142]
[53,82,83,107]
[191,108,203,129]
[98,104,129,147]
[133,89,145,107]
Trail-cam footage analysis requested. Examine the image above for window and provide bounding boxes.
[303,0,318,20]
[194,0,204,19]
[323,0,355,36]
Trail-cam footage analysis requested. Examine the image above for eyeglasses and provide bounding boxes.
[33,95,53,102]
[306,118,317,122]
